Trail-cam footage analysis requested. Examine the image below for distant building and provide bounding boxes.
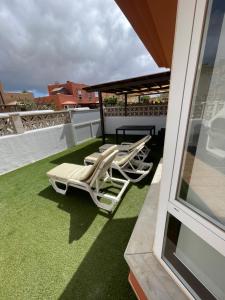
[4,91,34,105]
[0,82,34,105]
[35,81,99,110]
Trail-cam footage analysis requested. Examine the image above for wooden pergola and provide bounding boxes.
[83,70,170,143]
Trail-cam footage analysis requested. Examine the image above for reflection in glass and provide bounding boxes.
[178,0,225,230]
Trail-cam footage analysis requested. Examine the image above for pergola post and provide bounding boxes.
[124,93,128,116]
[98,91,106,144]
[0,83,5,105]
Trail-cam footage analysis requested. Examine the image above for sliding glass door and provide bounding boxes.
[177,0,225,232]
[157,1,225,299]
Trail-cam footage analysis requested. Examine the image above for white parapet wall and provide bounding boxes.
[0,124,74,174]
[105,116,167,135]
[0,108,167,175]
[0,116,101,175]
[71,109,100,124]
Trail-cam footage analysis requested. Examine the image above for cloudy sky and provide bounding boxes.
[0,0,163,96]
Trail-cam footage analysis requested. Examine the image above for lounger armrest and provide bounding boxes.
[116,152,128,157]
[121,142,132,145]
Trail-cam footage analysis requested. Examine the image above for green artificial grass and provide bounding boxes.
[0,136,162,300]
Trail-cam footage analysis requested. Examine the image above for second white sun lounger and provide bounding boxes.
[99,135,151,160]
[85,143,153,183]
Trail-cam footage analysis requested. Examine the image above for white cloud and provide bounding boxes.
[0,0,163,95]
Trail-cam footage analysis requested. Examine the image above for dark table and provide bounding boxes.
[116,125,156,143]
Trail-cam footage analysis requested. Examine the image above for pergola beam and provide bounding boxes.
[83,71,170,94]
[98,91,105,144]
[83,71,170,144]
[124,93,128,116]
[92,85,170,95]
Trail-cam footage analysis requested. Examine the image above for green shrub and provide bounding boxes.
[103,95,118,106]
[139,95,150,104]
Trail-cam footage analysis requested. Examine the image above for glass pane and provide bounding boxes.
[177,0,225,230]
[163,214,225,300]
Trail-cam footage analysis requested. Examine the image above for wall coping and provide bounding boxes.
[71,108,100,114]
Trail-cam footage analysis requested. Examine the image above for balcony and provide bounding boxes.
[0,135,163,299]
[0,73,169,298]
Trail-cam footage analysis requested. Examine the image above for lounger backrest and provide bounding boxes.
[86,145,117,172]
[86,146,118,185]
[144,135,151,143]
[127,135,150,151]
[98,149,118,178]
[88,150,118,187]
[115,142,145,166]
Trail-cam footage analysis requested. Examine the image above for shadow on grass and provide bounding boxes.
[40,135,163,243]
[38,136,163,299]
[59,217,137,300]
[39,185,111,243]
[38,181,130,243]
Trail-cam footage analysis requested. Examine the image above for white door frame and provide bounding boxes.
[154,0,225,275]
[153,0,204,258]
[153,0,225,297]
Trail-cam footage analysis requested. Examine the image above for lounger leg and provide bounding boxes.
[88,188,115,212]
[135,147,150,161]
[113,162,153,183]
[88,177,129,212]
[49,179,68,195]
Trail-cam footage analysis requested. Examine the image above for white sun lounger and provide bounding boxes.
[47,146,130,212]
[99,135,151,160]
[85,143,153,183]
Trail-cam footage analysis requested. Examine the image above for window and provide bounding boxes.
[77,90,82,100]
[88,92,92,101]
[177,0,225,231]
[163,214,225,299]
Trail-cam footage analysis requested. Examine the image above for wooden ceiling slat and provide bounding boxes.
[115,0,177,68]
